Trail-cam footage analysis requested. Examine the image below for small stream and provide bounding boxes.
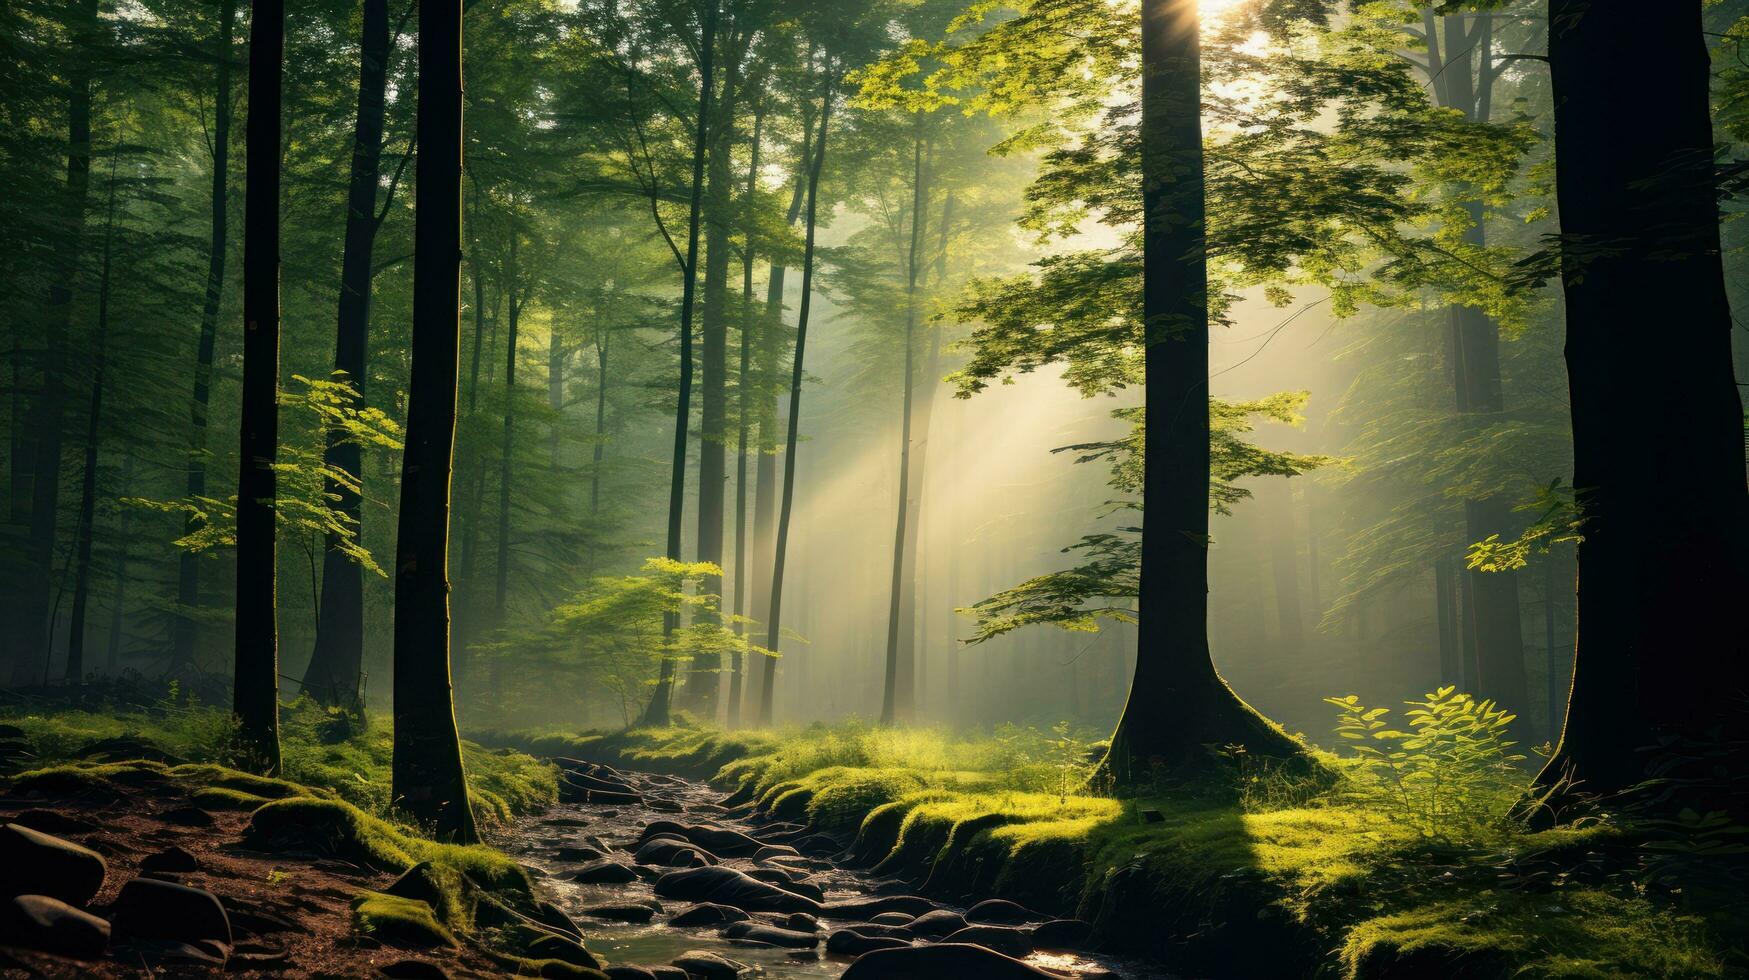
[495,764,1175,979]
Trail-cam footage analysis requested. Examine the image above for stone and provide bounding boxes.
[157,805,215,827]
[671,949,748,979]
[752,844,800,861]
[525,931,604,970]
[826,929,911,957]
[571,860,639,885]
[743,868,823,901]
[870,912,914,926]
[584,903,658,923]
[654,866,822,915]
[783,912,819,932]
[555,845,606,862]
[667,903,749,928]
[646,798,685,813]
[964,898,1040,925]
[636,838,717,867]
[605,969,659,980]
[535,901,583,940]
[1139,809,1165,824]
[905,909,967,938]
[1029,917,1093,949]
[0,823,107,906]
[719,921,820,949]
[542,817,592,828]
[0,894,111,959]
[140,846,200,874]
[9,809,98,836]
[110,877,231,945]
[942,924,1033,957]
[791,833,845,857]
[839,942,1060,979]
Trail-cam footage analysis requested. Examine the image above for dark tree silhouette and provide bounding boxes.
[391,0,477,842]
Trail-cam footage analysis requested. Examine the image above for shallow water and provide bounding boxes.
[493,766,1176,979]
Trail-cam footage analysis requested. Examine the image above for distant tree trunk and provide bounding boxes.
[685,42,746,719]
[106,453,135,673]
[590,325,608,516]
[234,0,285,775]
[1423,10,1527,712]
[881,134,929,727]
[1268,483,1303,651]
[494,238,522,627]
[11,0,98,686]
[67,146,121,685]
[393,0,477,842]
[1099,0,1303,785]
[451,226,492,686]
[728,100,766,730]
[1434,556,1459,685]
[304,0,390,709]
[760,74,833,727]
[175,0,238,671]
[643,0,716,728]
[745,108,813,723]
[548,317,565,468]
[1533,2,1749,803]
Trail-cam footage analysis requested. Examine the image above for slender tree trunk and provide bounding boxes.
[393,0,476,842]
[451,232,491,686]
[175,0,238,670]
[304,0,389,708]
[12,0,98,685]
[728,100,765,730]
[643,0,717,727]
[881,134,928,726]
[233,0,285,775]
[548,317,565,468]
[67,147,121,686]
[685,42,743,718]
[1099,0,1302,785]
[744,109,812,723]
[591,325,608,516]
[1533,1,1749,804]
[106,453,135,673]
[760,73,833,727]
[1423,11,1527,712]
[494,239,521,626]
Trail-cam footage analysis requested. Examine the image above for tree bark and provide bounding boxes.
[1533,1,1749,803]
[234,0,285,775]
[728,99,765,729]
[304,0,390,708]
[760,73,833,727]
[880,134,929,726]
[684,37,745,718]
[392,0,476,842]
[175,0,238,671]
[67,146,121,685]
[106,453,135,673]
[642,0,717,727]
[1099,0,1303,785]
[494,236,521,625]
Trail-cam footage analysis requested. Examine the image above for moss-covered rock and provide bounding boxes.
[351,891,457,949]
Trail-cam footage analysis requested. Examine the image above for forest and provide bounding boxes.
[0,0,1746,976]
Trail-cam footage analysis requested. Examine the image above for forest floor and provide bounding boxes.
[488,722,1749,979]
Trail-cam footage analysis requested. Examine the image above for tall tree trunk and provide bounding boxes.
[744,108,813,723]
[880,134,928,726]
[106,453,135,673]
[393,0,477,842]
[1423,11,1527,711]
[234,0,285,775]
[67,146,121,685]
[728,100,765,730]
[451,228,492,687]
[494,238,521,626]
[685,42,743,718]
[175,0,238,671]
[1532,1,1749,804]
[12,0,98,685]
[643,0,717,727]
[304,0,390,708]
[1099,0,1302,785]
[591,325,608,516]
[760,73,833,727]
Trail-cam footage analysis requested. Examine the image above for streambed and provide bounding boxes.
[495,764,1176,979]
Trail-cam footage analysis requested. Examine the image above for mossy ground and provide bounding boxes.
[492,720,1745,979]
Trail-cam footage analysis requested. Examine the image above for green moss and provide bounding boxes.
[351,891,457,948]
[1342,891,1727,979]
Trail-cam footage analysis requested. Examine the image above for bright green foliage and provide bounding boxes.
[122,374,402,575]
[1324,687,1526,840]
